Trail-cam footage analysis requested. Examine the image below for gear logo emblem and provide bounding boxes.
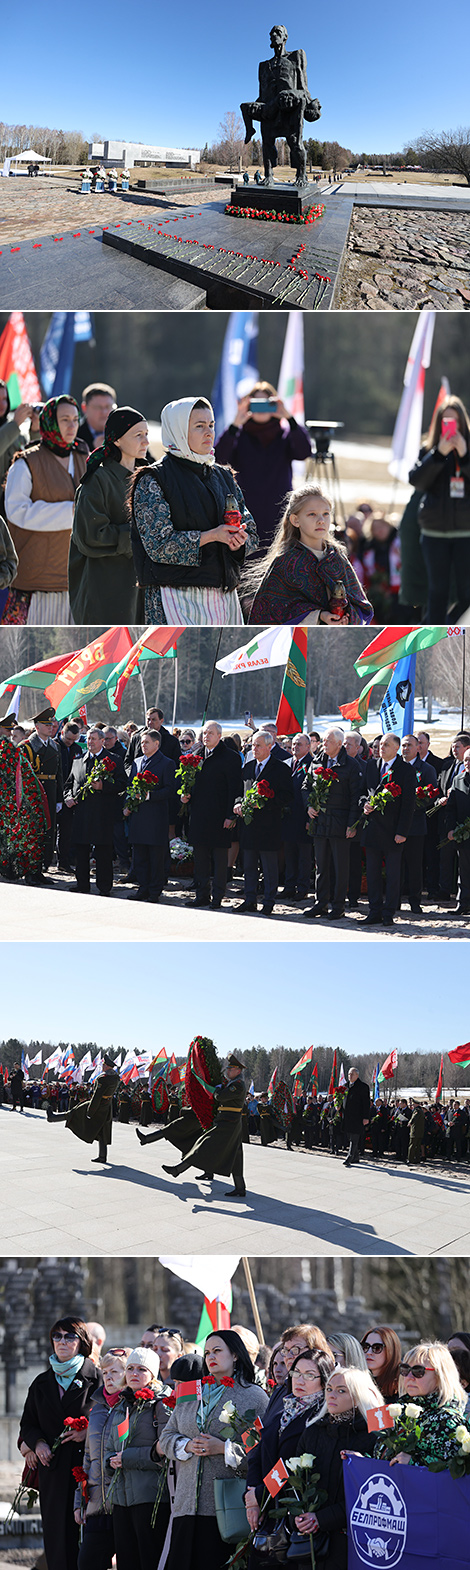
[350,1472,407,1565]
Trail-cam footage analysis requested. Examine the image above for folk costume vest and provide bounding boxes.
[8,443,88,592]
[131,454,243,591]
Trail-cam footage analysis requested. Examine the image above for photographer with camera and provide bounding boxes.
[215,381,311,553]
[409,395,470,624]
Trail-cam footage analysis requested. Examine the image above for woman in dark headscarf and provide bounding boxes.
[4,395,88,624]
[130,397,258,625]
[69,407,148,623]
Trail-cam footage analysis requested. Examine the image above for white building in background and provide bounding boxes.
[88,139,200,170]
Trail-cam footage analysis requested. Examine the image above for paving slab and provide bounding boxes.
[0,227,206,309]
[0,878,467,943]
[2,1108,470,1258]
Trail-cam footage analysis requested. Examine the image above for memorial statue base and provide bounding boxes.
[229,182,321,216]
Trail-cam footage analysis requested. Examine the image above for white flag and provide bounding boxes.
[159,1256,240,1309]
[389,312,435,484]
[217,624,295,677]
[278,313,305,422]
[29,1050,42,1067]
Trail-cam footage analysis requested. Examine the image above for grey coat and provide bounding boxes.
[0,514,18,589]
[73,1388,116,1516]
[158,1378,268,1518]
[104,1391,167,1507]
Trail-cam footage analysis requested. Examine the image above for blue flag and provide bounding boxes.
[344,1454,470,1570]
[211,311,259,440]
[40,312,93,398]
[374,1061,380,1101]
[380,654,416,739]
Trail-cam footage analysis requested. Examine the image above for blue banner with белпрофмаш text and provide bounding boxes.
[343,1454,470,1569]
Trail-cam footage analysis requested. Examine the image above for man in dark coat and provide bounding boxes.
[407,1101,425,1165]
[399,735,437,915]
[23,706,64,881]
[163,1055,247,1198]
[47,1057,120,1163]
[182,721,242,909]
[436,732,470,898]
[103,724,130,874]
[123,728,175,902]
[360,733,416,926]
[417,731,449,900]
[125,707,181,767]
[63,725,126,895]
[345,732,367,908]
[447,745,470,914]
[342,1068,370,1167]
[234,729,294,914]
[283,733,313,900]
[56,722,82,872]
[303,728,361,921]
[10,1063,25,1110]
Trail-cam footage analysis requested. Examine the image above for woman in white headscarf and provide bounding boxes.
[130,397,258,625]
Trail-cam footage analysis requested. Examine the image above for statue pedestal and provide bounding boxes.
[229,181,321,216]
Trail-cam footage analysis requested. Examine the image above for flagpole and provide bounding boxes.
[461,633,466,732]
[202,630,223,724]
[242,1258,264,1345]
[171,656,178,730]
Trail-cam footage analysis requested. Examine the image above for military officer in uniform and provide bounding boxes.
[46,1056,120,1164]
[23,706,63,880]
[162,1055,247,1199]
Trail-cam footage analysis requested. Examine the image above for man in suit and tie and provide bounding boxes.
[345,731,367,909]
[123,728,175,903]
[283,732,313,900]
[447,744,470,916]
[360,733,416,926]
[303,726,361,921]
[399,734,437,916]
[343,1068,370,1168]
[417,731,450,901]
[63,725,126,896]
[181,720,242,909]
[234,728,293,914]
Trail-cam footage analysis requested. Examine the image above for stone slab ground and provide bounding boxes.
[1,1107,469,1257]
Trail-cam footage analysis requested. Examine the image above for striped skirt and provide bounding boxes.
[149,585,244,626]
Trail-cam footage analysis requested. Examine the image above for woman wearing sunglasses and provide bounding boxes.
[377,1341,467,1467]
[360,1326,401,1401]
[19,1317,100,1570]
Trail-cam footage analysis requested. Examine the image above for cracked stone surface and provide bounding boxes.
[340,207,470,309]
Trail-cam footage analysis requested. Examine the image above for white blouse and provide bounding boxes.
[5,453,75,533]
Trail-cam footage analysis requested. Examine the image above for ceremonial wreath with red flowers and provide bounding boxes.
[125,770,158,813]
[0,739,48,880]
[78,756,117,799]
[305,765,338,837]
[239,778,275,823]
[224,203,325,226]
[175,751,203,801]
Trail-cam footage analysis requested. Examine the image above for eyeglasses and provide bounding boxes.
[399,1364,434,1379]
[362,1342,385,1355]
[52,1333,79,1344]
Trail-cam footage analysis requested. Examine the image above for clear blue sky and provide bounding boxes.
[3,0,469,154]
[2,944,466,1058]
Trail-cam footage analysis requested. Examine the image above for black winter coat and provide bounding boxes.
[20,1360,100,1570]
[247,1394,326,1504]
[294,1412,376,1570]
[126,751,175,845]
[237,754,294,851]
[125,723,181,767]
[302,747,361,839]
[343,1076,370,1135]
[447,770,470,829]
[406,756,437,837]
[283,756,311,843]
[409,444,470,537]
[360,755,416,849]
[63,749,127,844]
[188,739,242,847]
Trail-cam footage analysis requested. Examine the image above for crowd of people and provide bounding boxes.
[1,701,470,923]
[13,1312,470,1570]
[2,374,468,626]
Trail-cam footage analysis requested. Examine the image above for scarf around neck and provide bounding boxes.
[279,1389,324,1434]
[49,1352,85,1389]
[196,1379,232,1432]
[161,397,215,467]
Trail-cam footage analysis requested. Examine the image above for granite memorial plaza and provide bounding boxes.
[1,23,469,312]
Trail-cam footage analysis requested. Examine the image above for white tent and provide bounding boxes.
[11,148,51,163]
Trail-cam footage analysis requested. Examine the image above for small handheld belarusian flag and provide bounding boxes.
[117,1410,130,1444]
[174,1380,203,1405]
[366,1405,394,1433]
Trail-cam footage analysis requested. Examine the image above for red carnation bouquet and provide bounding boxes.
[416,783,440,810]
[125,770,158,813]
[78,756,117,799]
[72,1466,89,1541]
[51,1416,89,1456]
[306,766,338,837]
[133,1388,156,1405]
[239,778,275,823]
[175,751,203,802]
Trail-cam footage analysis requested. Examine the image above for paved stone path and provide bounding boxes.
[1,1107,469,1257]
[0,874,467,943]
[340,207,470,309]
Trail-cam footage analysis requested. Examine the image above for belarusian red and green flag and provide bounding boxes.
[339,626,463,725]
[44,626,134,719]
[378,1049,398,1082]
[276,628,307,736]
[195,1293,231,1351]
[436,1055,444,1102]
[0,312,41,407]
[328,1049,338,1095]
[106,627,185,712]
[0,648,82,705]
[290,1045,313,1075]
[448,1041,470,1068]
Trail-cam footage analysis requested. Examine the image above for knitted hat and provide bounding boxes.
[127,1346,161,1380]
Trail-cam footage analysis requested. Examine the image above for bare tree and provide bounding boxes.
[412,126,470,186]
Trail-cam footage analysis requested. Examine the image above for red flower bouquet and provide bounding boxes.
[125,771,158,813]
[416,782,440,813]
[306,766,338,836]
[175,751,203,801]
[133,1388,156,1402]
[78,756,117,799]
[239,779,275,823]
[51,1415,88,1456]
